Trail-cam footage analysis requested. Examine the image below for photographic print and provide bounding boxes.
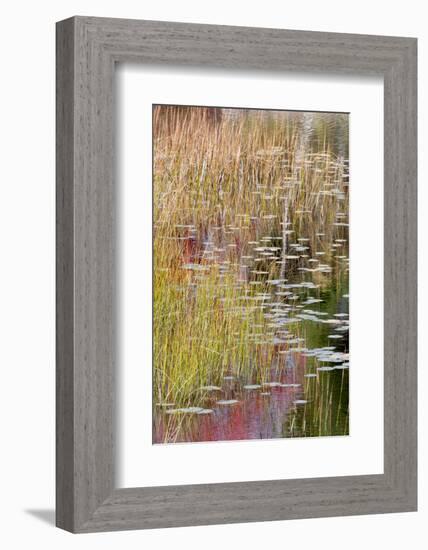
[153,105,349,444]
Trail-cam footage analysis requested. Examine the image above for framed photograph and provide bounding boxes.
[56,16,417,532]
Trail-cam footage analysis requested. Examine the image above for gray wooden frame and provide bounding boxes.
[56,16,417,533]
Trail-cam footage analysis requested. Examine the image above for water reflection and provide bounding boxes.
[153,106,349,444]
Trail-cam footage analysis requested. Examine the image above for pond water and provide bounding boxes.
[153,107,349,444]
[153,278,349,442]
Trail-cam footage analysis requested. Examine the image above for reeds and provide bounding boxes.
[153,106,349,439]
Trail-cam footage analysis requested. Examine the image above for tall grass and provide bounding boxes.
[153,106,349,412]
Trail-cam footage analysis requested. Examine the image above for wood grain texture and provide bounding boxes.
[56,16,417,533]
[56,18,75,532]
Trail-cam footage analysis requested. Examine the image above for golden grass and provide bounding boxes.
[153,106,349,412]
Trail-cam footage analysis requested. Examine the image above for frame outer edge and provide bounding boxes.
[73,15,116,532]
[56,16,76,532]
[55,16,418,533]
[383,39,417,510]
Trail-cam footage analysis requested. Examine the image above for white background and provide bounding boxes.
[118,67,383,487]
[0,1,425,549]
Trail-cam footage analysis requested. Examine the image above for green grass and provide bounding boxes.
[152,106,349,436]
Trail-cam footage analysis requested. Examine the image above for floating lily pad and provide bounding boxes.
[243,384,262,390]
[335,363,349,370]
[181,263,209,272]
[217,399,239,405]
[166,407,205,415]
[200,385,222,391]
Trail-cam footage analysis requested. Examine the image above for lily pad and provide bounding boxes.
[166,407,205,415]
[335,363,350,370]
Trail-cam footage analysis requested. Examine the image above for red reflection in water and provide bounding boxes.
[154,354,308,444]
